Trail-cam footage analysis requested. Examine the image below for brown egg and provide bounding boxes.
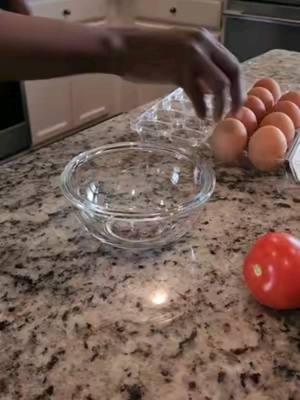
[273,100,300,129]
[254,78,281,102]
[248,87,274,111]
[280,91,300,108]
[227,107,257,137]
[248,126,288,172]
[210,118,248,163]
[260,112,295,146]
[244,96,267,122]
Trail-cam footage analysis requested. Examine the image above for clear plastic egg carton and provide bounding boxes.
[132,82,299,150]
[131,85,300,185]
[132,88,216,150]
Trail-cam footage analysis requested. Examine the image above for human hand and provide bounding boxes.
[111,27,244,120]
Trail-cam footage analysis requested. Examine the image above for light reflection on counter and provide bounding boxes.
[150,289,169,306]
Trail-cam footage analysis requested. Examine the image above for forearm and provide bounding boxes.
[0,11,120,81]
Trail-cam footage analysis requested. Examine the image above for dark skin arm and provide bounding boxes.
[0,11,115,78]
[0,9,244,119]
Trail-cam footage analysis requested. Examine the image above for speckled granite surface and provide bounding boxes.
[0,50,300,400]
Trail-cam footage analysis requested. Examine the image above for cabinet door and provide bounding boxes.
[25,1,72,146]
[120,75,174,111]
[71,73,114,127]
[136,83,174,107]
[71,20,121,127]
[24,78,73,146]
[107,0,135,25]
[135,0,223,30]
[29,0,106,22]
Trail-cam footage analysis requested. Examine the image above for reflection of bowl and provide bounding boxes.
[61,142,215,250]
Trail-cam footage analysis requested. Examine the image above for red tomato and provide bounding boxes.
[243,232,300,310]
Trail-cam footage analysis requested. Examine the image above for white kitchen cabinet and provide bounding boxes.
[71,73,112,128]
[28,0,106,22]
[135,0,223,30]
[107,0,135,25]
[118,80,173,112]
[136,83,175,106]
[24,78,73,145]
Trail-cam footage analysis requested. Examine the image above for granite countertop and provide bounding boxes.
[0,50,300,400]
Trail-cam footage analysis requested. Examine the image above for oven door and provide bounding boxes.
[247,0,300,5]
[0,83,31,161]
[224,12,300,61]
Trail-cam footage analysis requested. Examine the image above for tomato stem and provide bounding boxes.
[253,264,262,277]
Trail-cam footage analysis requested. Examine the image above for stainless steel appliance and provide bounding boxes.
[224,0,300,61]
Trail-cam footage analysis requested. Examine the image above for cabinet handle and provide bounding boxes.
[169,7,177,15]
[62,9,71,17]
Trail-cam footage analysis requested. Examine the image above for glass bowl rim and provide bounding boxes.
[60,141,216,221]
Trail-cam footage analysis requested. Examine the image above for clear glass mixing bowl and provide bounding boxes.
[61,142,215,250]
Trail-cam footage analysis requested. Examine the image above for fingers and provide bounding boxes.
[213,82,227,122]
[184,28,243,119]
[194,48,229,121]
[211,43,244,113]
[184,78,206,119]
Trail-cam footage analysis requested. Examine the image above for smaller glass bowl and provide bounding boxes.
[61,142,215,250]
